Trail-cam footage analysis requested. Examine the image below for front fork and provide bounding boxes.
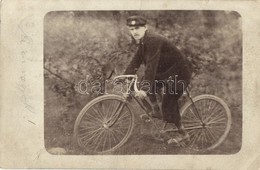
[106,100,127,128]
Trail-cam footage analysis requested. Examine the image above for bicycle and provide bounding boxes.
[73,75,232,154]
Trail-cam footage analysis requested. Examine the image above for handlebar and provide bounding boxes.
[113,75,139,93]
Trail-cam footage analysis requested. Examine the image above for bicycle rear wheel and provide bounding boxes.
[73,94,134,154]
[180,94,232,152]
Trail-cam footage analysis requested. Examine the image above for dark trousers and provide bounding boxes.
[147,73,191,126]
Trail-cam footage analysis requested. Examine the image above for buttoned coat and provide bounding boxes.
[124,30,192,91]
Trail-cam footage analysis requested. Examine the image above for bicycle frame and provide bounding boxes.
[113,75,205,131]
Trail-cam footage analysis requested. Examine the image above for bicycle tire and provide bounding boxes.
[73,94,134,154]
[180,94,232,151]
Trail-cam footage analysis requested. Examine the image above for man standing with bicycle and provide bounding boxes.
[124,15,193,144]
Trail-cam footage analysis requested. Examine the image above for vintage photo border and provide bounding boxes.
[1,0,260,169]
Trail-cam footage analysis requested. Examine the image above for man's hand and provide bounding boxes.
[135,90,147,99]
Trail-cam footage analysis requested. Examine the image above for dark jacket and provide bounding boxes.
[124,30,192,88]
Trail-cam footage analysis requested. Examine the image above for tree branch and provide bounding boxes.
[44,66,75,87]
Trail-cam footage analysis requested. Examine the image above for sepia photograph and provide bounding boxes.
[2,0,260,168]
[44,10,242,155]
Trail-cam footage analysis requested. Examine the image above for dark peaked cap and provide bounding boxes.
[126,16,147,26]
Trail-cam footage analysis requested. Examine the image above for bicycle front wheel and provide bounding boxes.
[180,94,232,152]
[73,94,134,154]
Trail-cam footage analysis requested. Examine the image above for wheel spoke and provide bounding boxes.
[79,127,102,138]
[101,101,108,119]
[204,99,211,121]
[108,103,126,127]
[201,100,206,121]
[107,130,116,144]
[203,129,210,147]
[81,129,104,145]
[189,130,200,148]
[95,130,106,151]
[85,110,103,123]
[207,125,225,136]
[207,111,226,124]
[199,129,205,148]
[106,100,117,120]
[79,125,101,132]
[206,109,222,123]
[195,101,203,121]
[186,129,200,140]
[211,102,226,115]
[92,106,105,121]
[185,108,196,120]
[195,102,203,122]
[183,123,202,128]
[208,117,226,125]
[102,132,108,152]
[117,111,130,123]
[188,128,200,141]
[107,102,121,121]
[202,129,207,148]
[108,131,112,150]
[207,123,226,129]
[203,128,213,145]
[196,129,203,142]
[188,108,200,121]
[112,130,124,140]
[182,119,201,124]
[80,118,101,127]
[205,99,212,116]
[81,128,104,147]
[204,101,218,122]
[208,102,220,118]
[182,119,201,123]
[94,130,106,152]
[205,127,217,141]
[109,128,120,143]
[183,108,200,125]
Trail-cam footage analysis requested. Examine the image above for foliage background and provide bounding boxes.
[44,11,242,154]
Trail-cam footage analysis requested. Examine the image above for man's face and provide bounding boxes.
[128,25,147,41]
